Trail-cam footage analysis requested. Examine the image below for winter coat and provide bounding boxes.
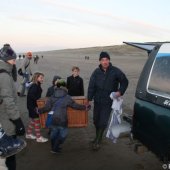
[27,82,42,118]
[0,60,20,135]
[88,63,128,128]
[21,57,32,75]
[46,85,55,97]
[88,63,128,104]
[67,75,84,96]
[39,88,86,127]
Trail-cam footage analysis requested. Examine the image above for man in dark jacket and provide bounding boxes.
[88,51,128,150]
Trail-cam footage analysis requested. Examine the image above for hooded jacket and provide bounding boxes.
[0,60,20,135]
[39,87,86,127]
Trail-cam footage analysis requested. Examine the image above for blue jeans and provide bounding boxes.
[50,126,68,152]
[20,73,30,96]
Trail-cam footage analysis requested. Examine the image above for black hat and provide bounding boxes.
[52,75,61,85]
[99,51,110,61]
[0,44,17,62]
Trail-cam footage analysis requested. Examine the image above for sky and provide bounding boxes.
[1,0,170,52]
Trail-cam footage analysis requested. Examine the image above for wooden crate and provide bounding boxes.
[67,96,88,128]
[37,96,88,128]
[36,98,48,128]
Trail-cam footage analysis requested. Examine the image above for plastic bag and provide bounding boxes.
[106,110,131,143]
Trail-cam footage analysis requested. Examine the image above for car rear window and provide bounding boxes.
[147,48,170,98]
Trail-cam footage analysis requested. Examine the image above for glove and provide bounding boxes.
[10,118,25,136]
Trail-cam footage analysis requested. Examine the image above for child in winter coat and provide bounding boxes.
[38,80,90,153]
[46,75,61,97]
[26,72,48,143]
[67,66,84,96]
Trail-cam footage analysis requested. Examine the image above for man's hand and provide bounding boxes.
[115,91,121,98]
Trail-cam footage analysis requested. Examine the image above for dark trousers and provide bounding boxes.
[93,102,112,128]
[93,102,112,144]
[6,155,16,170]
[6,135,16,170]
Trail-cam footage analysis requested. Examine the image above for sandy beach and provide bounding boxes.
[15,45,162,170]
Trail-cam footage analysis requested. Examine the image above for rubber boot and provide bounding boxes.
[92,128,105,151]
[89,127,99,145]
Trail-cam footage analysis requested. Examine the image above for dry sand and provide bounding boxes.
[15,45,162,170]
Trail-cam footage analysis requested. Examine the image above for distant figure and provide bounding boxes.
[38,80,89,153]
[17,52,32,97]
[33,55,39,64]
[85,56,89,60]
[18,55,21,60]
[26,72,48,143]
[67,66,84,96]
[41,55,43,59]
[46,75,61,97]
[33,56,36,64]
[23,55,25,58]
[36,55,39,64]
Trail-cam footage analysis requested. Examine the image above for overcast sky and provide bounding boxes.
[1,0,170,52]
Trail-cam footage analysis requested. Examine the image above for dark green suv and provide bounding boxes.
[124,42,170,160]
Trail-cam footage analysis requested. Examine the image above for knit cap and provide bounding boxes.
[99,51,110,61]
[0,44,17,61]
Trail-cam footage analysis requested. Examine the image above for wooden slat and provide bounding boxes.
[37,96,88,128]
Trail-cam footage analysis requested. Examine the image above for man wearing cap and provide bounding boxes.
[88,51,128,150]
[0,44,25,169]
[18,51,32,96]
